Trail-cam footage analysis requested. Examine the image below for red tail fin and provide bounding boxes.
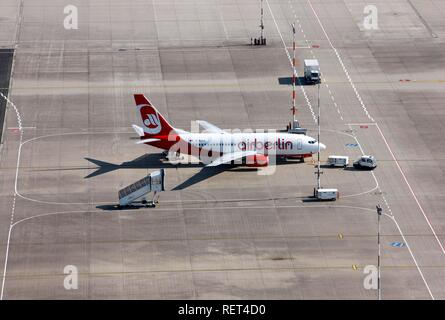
[134,94,174,137]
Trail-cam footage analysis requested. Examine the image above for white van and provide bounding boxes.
[353,155,377,169]
[327,155,349,167]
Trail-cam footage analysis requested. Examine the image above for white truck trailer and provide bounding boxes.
[304,59,320,83]
[327,155,349,167]
[316,188,338,201]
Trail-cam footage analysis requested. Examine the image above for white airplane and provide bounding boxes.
[132,94,325,167]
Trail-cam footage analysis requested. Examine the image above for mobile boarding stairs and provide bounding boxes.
[118,169,165,208]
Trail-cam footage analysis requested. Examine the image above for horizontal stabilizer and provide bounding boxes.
[132,124,145,137]
[136,138,160,144]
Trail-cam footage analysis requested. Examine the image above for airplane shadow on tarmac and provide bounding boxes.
[85,153,301,190]
[84,153,201,179]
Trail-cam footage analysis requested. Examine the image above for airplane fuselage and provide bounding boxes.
[133,94,326,167]
[151,131,323,158]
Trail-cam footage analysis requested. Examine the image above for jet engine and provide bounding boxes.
[245,154,269,167]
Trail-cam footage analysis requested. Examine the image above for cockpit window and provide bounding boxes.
[308,140,316,144]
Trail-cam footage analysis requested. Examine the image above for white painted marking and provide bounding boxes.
[218,8,229,40]
[264,0,317,123]
[347,123,376,126]
[303,0,440,296]
[375,123,445,255]
[285,8,344,122]
[8,127,35,130]
[10,205,385,229]
[305,0,374,122]
[0,92,23,300]
[347,124,434,299]
[286,46,311,49]
[7,203,431,301]
[386,214,434,299]
[341,183,379,198]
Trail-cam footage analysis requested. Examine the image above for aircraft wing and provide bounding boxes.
[206,150,258,167]
[197,120,227,134]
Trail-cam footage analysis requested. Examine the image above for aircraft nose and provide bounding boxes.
[319,142,326,151]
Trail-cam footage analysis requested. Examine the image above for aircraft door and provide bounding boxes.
[297,139,302,150]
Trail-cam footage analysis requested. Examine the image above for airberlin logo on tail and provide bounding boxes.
[140,105,162,134]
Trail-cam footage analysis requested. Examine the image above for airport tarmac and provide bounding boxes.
[0,0,444,299]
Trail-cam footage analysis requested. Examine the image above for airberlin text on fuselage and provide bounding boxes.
[238,138,292,151]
